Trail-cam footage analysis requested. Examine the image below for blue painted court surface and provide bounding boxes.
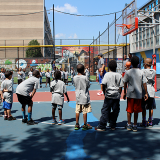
[1,83,160,160]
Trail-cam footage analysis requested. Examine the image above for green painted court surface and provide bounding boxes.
[0,82,160,160]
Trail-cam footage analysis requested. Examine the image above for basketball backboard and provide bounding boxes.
[120,0,138,36]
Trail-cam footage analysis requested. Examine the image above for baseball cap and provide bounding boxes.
[98,53,103,57]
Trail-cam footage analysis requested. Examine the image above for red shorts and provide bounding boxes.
[122,72,125,77]
[126,98,142,113]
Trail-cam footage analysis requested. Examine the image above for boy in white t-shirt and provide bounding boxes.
[50,71,70,125]
[140,58,156,127]
[1,71,16,121]
[28,67,33,78]
[123,56,148,132]
[60,68,64,81]
[64,69,68,85]
[95,60,123,131]
[17,68,23,85]
[16,70,40,125]
[73,64,92,130]
[45,69,51,87]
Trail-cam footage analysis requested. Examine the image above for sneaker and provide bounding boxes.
[126,125,132,131]
[97,91,103,96]
[52,119,57,125]
[75,124,80,130]
[8,116,16,121]
[27,119,38,125]
[132,126,138,132]
[147,120,153,127]
[110,127,116,131]
[140,120,147,127]
[4,116,8,120]
[58,119,65,125]
[95,127,106,131]
[82,124,92,130]
[22,117,28,123]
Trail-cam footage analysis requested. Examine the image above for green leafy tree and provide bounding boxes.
[26,40,43,57]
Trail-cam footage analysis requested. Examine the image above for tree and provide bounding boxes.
[26,40,43,57]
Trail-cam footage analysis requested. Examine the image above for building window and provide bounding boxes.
[156,25,159,35]
[136,34,138,41]
[143,40,146,48]
[147,39,150,47]
[139,32,142,41]
[143,31,146,39]
[136,42,138,50]
[147,29,150,38]
[156,36,159,45]
[151,37,153,47]
[139,41,142,49]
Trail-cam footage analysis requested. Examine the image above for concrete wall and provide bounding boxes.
[0,0,44,58]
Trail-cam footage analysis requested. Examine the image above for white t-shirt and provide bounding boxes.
[45,72,51,78]
[28,71,33,78]
[0,72,5,82]
[124,68,147,99]
[102,72,123,99]
[60,71,64,79]
[142,69,156,98]
[73,75,90,105]
[50,80,67,105]
[71,70,75,78]
[16,76,39,96]
[17,71,23,80]
[64,71,68,79]
[1,79,13,103]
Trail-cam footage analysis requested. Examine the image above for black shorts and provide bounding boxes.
[16,94,32,105]
[142,97,156,110]
[18,79,22,85]
[46,77,50,83]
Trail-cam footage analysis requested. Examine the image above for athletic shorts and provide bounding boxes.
[46,77,50,84]
[16,94,32,105]
[3,101,12,110]
[99,70,106,84]
[52,103,63,110]
[126,98,142,113]
[142,97,156,110]
[75,104,92,114]
[18,79,22,85]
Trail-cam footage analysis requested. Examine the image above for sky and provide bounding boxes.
[45,0,149,41]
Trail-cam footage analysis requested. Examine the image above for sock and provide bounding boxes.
[28,112,32,121]
[127,123,131,126]
[22,111,25,119]
[133,125,137,127]
[150,117,152,121]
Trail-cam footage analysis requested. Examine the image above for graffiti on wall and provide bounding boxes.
[0,59,16,70]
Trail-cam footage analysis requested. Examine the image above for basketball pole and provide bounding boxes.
[152,8,157,92]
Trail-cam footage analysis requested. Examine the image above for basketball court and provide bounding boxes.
[1,0,160,159]
[0,82,160,160]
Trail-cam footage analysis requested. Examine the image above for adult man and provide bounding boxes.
[122,55,128,77]
[97,53,106,96]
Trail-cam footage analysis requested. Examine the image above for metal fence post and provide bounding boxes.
[17,47,19,71]
[99,31,100,53]
[108,22,109,71]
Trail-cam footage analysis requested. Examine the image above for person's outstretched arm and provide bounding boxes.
[31,89,36,99]
[123,82,127,100]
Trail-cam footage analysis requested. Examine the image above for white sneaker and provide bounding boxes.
[97,91,103,96]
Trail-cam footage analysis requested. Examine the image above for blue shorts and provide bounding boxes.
[99,70,106,84]
[3,101,12,110]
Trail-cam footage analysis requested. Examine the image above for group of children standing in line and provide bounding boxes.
[0,55,156,131]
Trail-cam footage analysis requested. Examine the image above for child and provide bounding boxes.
[60,68,64,81]
[17,68,23,85]
[71,67,75,84]
[0,68,5,105]
[73,64,92,130]
[84,66,90,81]
[50,71,70,125]
[28,67,33,78]
[123,56,148,132]
[140,58,156,127]
[52,66,56,81]
[95,60,123,131]
[1,71,16,120]
[64,69,68,85]
[45,69,51,87]
[16,70,40,125]
[39,68,42,88]
[22,68,26,81]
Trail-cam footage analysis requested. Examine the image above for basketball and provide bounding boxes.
[126,61,131,67]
